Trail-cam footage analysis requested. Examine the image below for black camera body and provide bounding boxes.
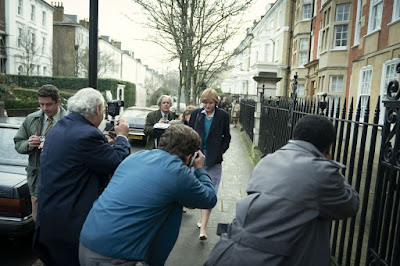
[107,100,124,118]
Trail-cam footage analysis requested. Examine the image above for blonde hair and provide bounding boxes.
[200,88,219,105]
[180,105,197,123]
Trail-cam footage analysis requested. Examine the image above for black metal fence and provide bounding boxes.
[239,95,400,265]
[240,99,255,141]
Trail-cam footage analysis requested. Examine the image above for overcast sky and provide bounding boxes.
[44,0,274,73]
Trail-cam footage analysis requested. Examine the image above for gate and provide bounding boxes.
[367,81,400,265]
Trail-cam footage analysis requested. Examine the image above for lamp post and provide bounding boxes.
[89,0,98,89]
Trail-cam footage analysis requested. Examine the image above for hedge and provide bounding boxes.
[6,75,136,108]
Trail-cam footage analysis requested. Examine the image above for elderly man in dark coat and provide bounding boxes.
[144,95,174,149]
[205,115,359,266]
[33,88,130,266]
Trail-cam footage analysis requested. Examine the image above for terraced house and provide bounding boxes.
[220,0,400,125]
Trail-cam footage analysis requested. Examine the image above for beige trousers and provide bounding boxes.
[31,195,37,222]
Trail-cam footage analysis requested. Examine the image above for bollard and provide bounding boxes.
[0,101,4,117]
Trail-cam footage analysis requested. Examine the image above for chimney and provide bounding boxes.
[53,2,64,22]
[79,19,89,30]
[111,40,122,50]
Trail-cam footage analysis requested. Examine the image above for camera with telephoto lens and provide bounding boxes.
[107,100,124,119]
[105,100,124,131]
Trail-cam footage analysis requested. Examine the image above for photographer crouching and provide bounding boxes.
[79,124,217,266]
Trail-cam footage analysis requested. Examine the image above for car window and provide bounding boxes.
[0,123,28,166]
[121,109,152,119]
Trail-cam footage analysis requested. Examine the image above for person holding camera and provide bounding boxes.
[14,84,67,222]
[79,124,217,266]
[144,95,174,149]
[33,88,131,266]
[205,115,359,266]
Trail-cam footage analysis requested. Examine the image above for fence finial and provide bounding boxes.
[319,93,327,115]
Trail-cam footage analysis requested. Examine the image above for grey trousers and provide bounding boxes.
[79,243,149,266]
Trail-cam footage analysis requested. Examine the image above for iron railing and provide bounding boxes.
[239,95,386,265]
[240,99,255,141]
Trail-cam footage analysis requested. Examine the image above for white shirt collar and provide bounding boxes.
[44,107,61,122]
[201,108,215,119]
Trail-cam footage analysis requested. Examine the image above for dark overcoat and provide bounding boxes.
[205,140,359,265]
[33,113,130,266]
[144,109,174,150]
[188,107,231,167]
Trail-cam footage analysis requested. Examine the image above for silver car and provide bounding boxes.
[0,119,34,237]
[105,107,158,144]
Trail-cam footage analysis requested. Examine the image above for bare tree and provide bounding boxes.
[18,26,42,76]
[132,0,252,105]
[77,47,119,78]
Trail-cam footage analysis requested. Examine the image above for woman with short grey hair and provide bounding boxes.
[68,88,105,118]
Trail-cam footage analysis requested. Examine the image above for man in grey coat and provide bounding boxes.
[205,115,359,266]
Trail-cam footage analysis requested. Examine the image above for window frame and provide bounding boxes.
[31,4,36,22]
[334,24,348,48]
[393,0,400,22]
[42,37,46,54]
[335,3,350,22]
[42,11,47,27]
[18,28,22,48]
[329,75,344,93]
[303,4,311,20]
[298,38,309,66]
[358,66,373,120]
[297,84,305,96]
[18,0,23,15]
[368,0,383,33]
[354,0,362,45]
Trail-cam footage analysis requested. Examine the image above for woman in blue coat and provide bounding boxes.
[189,88,231,240]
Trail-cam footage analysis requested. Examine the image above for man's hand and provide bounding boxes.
[159,118,167,123]
[106,132,116,145]
[193,150,205,169]
[28,135,41,150]
[114,119,129,137]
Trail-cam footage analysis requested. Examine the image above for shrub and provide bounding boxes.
[6,75,136,108]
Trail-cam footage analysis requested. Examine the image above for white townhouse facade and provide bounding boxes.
[5,0,54,76]
[220,0,294,98]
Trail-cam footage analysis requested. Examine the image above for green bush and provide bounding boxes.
[6,75,136,108]
[3,99,39,109]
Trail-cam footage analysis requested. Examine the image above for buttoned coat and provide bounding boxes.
[33,113,130,266]
[188,107,231,166]
[144,109,175,150]
[14,107,67,196]
[205,140,359,266]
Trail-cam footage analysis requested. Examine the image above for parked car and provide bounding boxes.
[0,122,34,237]
[105,106,158,144]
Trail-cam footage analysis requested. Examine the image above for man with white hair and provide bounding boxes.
[144,95,174,149]
[33,88,131,266]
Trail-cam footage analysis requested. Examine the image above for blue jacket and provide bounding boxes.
[34,113,130,266]
[188,107,231,166]
[80,149,217,265]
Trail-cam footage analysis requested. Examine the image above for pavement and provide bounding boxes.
[166,125,255,266]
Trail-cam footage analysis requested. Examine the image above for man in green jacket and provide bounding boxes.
[14,84,67,222]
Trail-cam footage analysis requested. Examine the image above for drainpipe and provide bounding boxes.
[285,0,295,97]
